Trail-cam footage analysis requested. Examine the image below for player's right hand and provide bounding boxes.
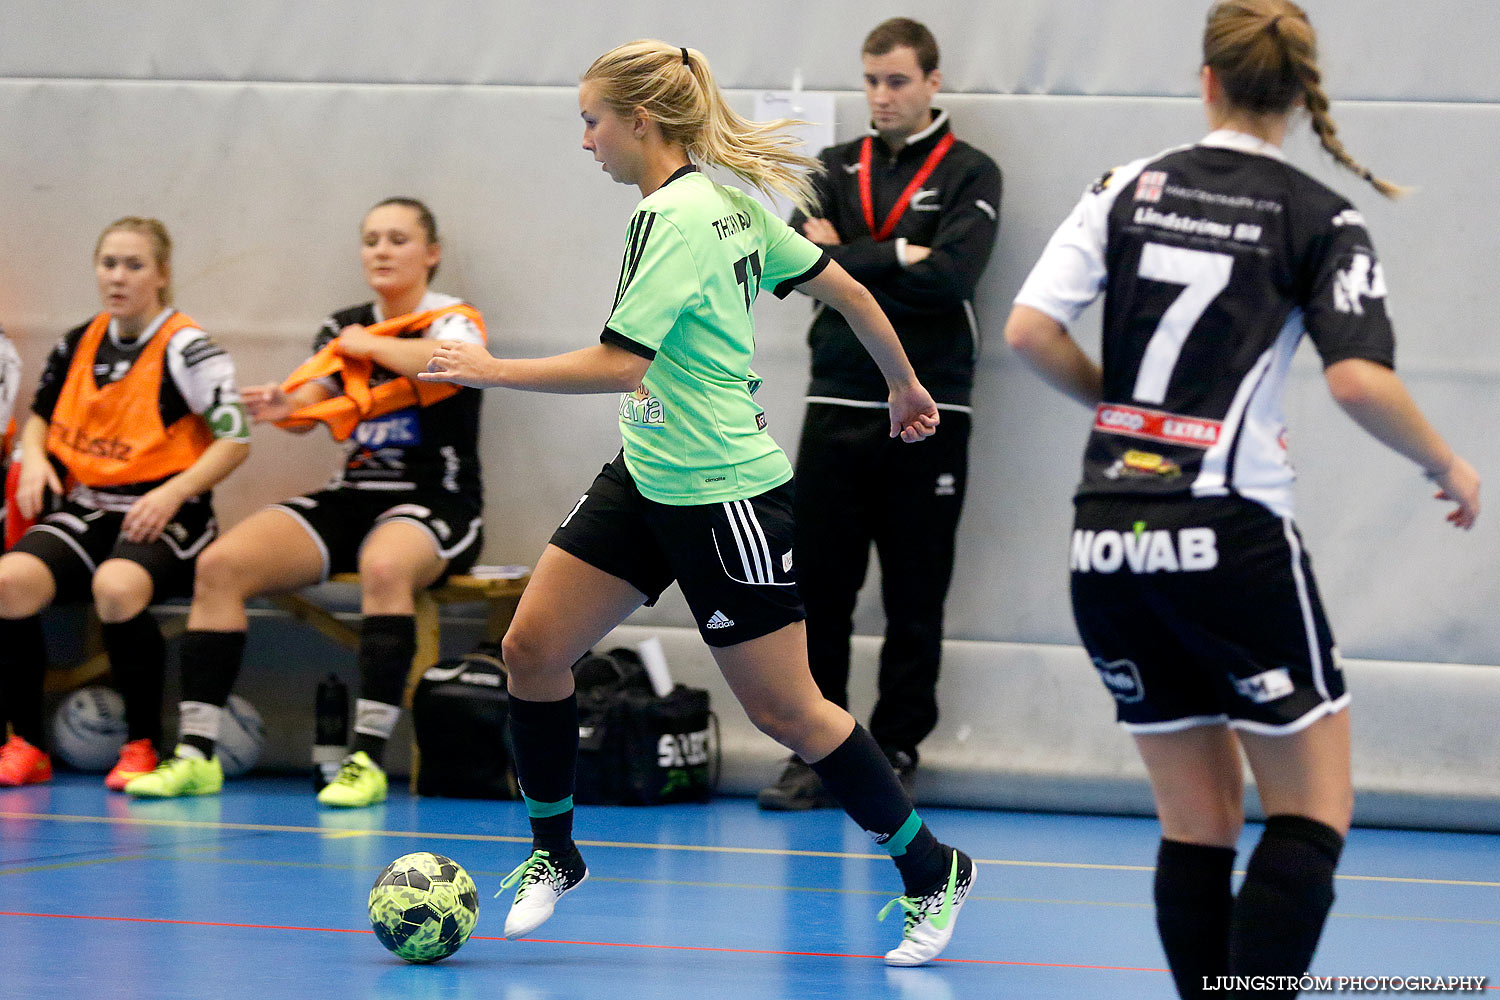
[15,455,61,520]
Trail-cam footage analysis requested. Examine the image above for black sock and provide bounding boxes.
[1229,815,1344,992]
[809,723,944,894]
[0,616,49,747]
[350,615,414,764]
[508,692,578,854]
[102,612,166,750]
[1155,838,1236,999]
[177,629,246,757]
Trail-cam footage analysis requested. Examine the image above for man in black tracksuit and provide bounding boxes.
[758,18,1002,809]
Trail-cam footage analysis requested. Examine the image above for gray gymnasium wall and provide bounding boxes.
[4,1,1499,817]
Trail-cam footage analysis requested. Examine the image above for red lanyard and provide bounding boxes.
[859,131,955,242]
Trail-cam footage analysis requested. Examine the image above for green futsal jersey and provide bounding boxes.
[602,166,828,505]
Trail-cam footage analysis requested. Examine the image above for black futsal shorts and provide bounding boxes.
[1069,494,1346,734]
[268,485,483,583]
[14,493,217,603]
[549,452,804,647]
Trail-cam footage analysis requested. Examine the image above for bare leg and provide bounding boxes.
[356,520,446,616]
[187,508,326,630]
[1239,710,1353,836]
[501,543,646,701]
[338,520,448,768]
[1134,725,1247,847]
[498,544,647,934]
[710,621,855,762]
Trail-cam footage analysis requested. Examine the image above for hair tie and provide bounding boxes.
[681,46,690,66]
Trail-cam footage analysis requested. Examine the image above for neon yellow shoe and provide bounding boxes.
[316,751,388,808]
[124,747,224,798]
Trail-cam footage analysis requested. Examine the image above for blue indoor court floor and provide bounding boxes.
[2,775,1497,1000]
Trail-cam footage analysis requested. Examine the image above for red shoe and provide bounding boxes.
[0,734,52,786]
[105,738,159,791]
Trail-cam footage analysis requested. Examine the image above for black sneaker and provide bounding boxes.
[756,756,837,811]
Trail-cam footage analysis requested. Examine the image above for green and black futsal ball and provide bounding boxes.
[368,852,479,962]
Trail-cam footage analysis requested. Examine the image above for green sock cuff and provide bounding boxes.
[883,810,924,857]
[522,793,575,819]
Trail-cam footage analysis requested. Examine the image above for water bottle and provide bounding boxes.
[312,673,349,791]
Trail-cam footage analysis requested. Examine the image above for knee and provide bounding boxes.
[500,626,574,683]
[91,564,152,622]
[1169,796,1245,847]
[193,541,247,600]
[0,566,49,619]
[743,696,822,751]
[357,549,419,601]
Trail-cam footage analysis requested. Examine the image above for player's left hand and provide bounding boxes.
[888,381,940,443]
[121,482,187,543]
[419,340,501,388]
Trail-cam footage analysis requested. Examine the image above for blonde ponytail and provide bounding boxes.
[583,40,823,215]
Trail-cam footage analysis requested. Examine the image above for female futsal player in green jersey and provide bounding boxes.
[423,39,972,967]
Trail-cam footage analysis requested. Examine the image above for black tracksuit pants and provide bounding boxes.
[793,403,970,761]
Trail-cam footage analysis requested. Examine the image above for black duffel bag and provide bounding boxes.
[573,647,720,805]
[411,642,518,799]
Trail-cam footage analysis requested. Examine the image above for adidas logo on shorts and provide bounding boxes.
[705,610,734,630]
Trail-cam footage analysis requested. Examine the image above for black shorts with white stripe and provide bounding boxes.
[268,485,483,583]
[13,493,218,603]
[1069,494,1346,735]
[549,451,805,647]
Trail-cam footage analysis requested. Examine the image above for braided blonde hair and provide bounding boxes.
[583,40,823,215]
[1204,0,1405,198]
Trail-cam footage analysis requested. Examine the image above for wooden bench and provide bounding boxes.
[44,570,530,791]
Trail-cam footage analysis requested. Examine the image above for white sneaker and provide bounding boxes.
[499,848,589,939]
[880,847,975,966]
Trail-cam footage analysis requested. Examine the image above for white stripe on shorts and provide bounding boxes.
[1281,517,1329,701]
[723,499,771,584]
[736,499,774,583]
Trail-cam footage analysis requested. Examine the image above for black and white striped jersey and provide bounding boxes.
[1015,129,1395,517]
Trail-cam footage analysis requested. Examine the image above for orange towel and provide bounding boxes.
[276,304,484,441]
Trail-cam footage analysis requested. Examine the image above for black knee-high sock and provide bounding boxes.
[1155,839,1237,999]
[0,616,49,747]
[809,723,945,894]
[177,629,246,757]
[1229,815,1344,992]
[508,692,578,855]
[102,612,166,750]
[350,615,414,764]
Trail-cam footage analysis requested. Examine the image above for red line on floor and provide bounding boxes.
[0,909,1164,973]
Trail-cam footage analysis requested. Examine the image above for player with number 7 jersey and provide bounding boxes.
[1014,133,1397,517]
[1002,3,1476,992]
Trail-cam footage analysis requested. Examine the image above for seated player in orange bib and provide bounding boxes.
[128,198,487,808]
[0,217,250,790]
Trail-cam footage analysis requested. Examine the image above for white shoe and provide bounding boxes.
[880,848,975,967]
[499,848,589,939]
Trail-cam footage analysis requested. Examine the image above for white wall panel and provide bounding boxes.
[2,74,1498,663]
